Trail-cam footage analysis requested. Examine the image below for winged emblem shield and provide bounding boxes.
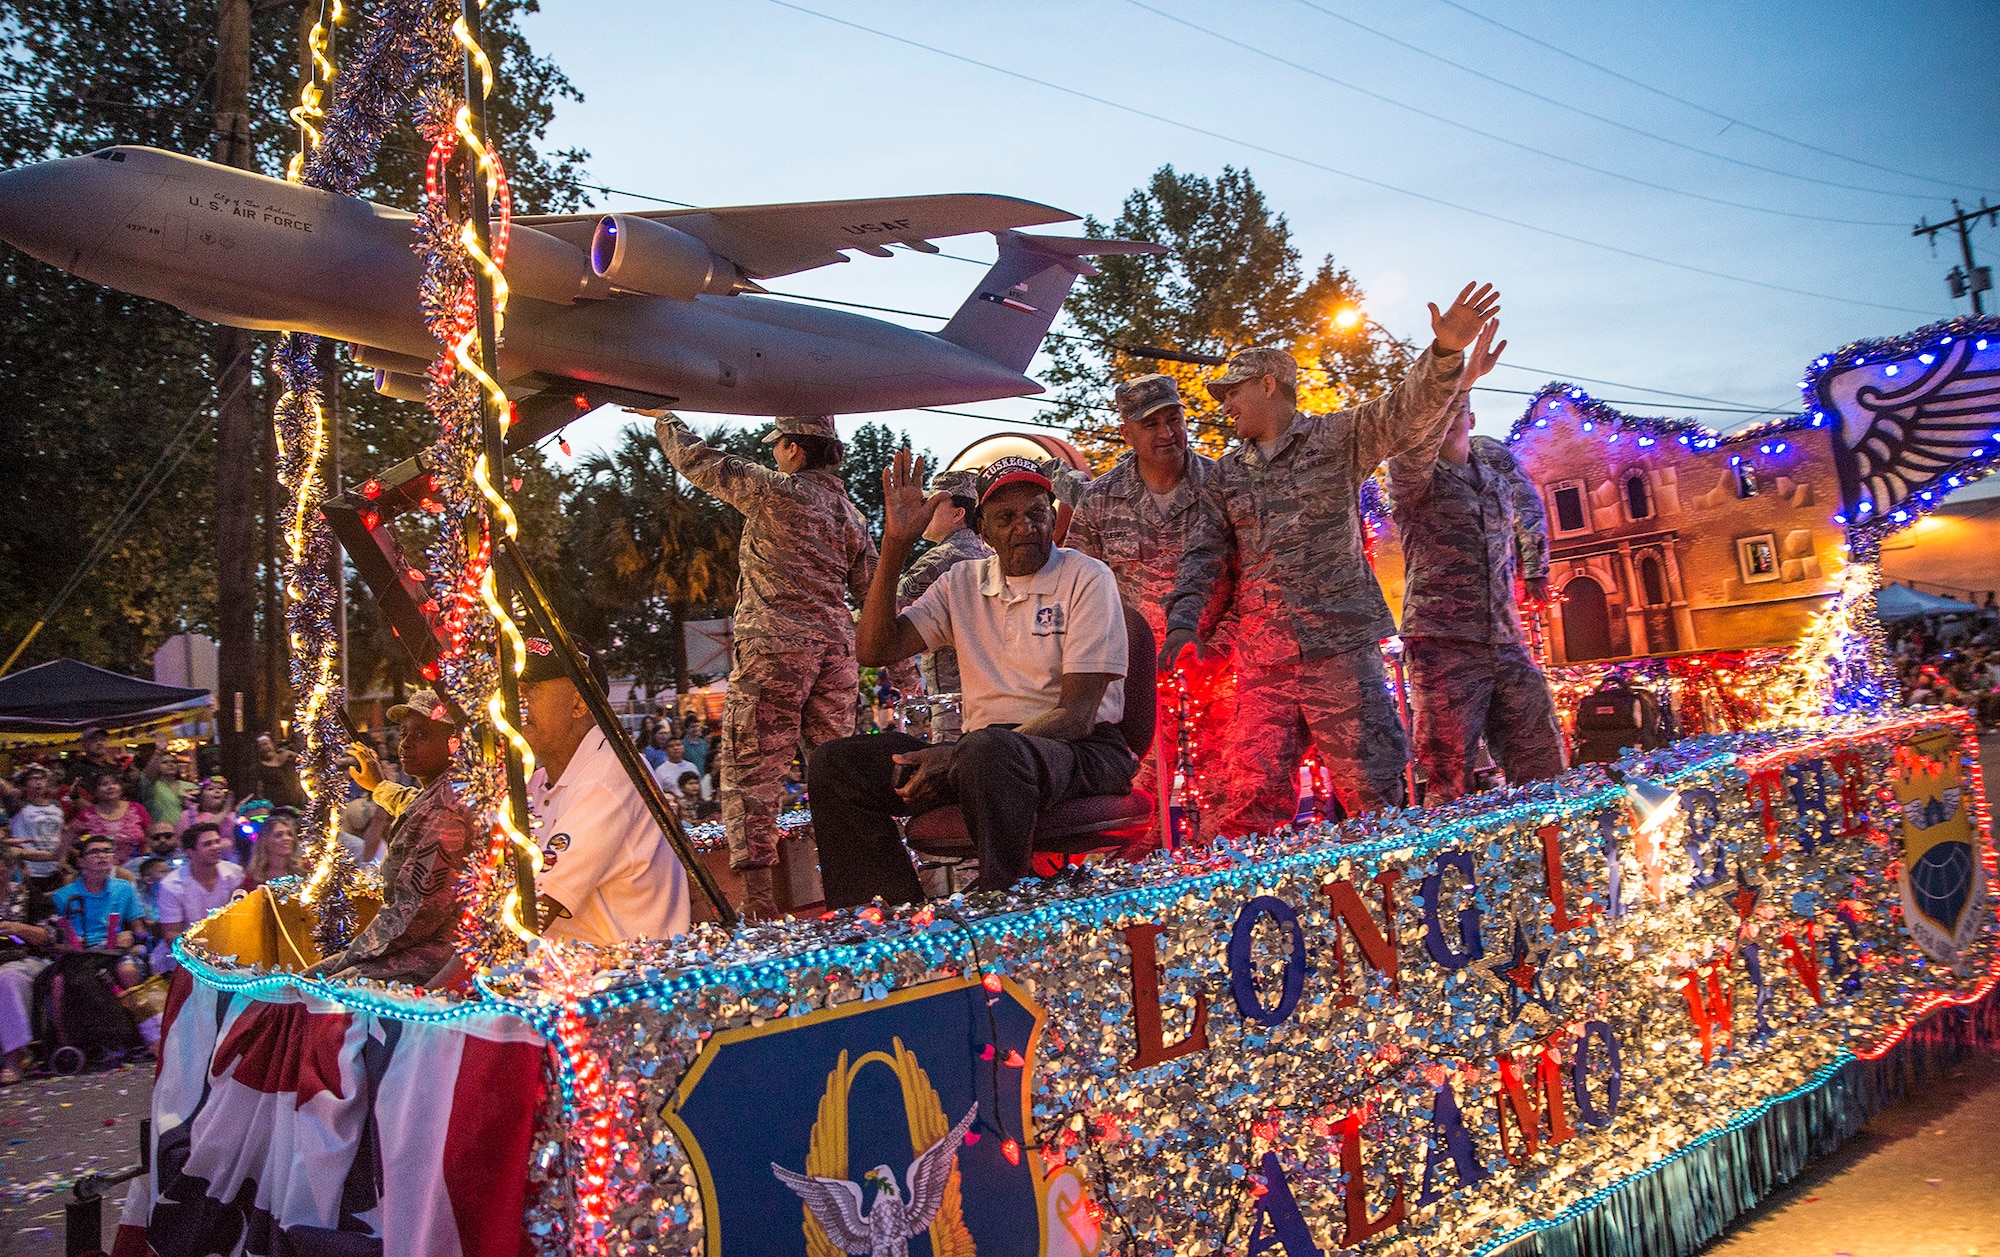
[664,976,1075,1256]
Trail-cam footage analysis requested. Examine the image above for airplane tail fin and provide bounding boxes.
[937,231,1165,374]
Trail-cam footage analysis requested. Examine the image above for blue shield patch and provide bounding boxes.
[1893,731,1990,963]
[666,976,1048,1256]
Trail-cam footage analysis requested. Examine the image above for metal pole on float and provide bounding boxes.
[1386,639,1418,807]
[460,0,536,927]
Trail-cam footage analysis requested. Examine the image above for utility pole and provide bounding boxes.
[212,0,260,791]
[1914,199,1998,316]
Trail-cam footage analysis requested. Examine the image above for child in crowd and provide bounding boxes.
[8,766,67,918]
[176,777,239,847]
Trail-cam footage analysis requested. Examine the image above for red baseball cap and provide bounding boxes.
[975,455,1054,506]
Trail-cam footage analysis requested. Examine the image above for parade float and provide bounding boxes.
[0,1,1974,1252]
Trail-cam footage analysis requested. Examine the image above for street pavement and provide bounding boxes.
[1701,1050,2000,1257]
[0,1060,149,1257]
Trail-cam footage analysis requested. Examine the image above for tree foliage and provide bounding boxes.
[558,423,739,697]
[546,417,937,699]
[0,2,942,708]
[843,422,935,536]
[1043,165,1413,469]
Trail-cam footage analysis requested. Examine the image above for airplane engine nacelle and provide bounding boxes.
[590,214,739,300]
[508,225,609,304]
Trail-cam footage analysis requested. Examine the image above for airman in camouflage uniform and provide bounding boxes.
[1390,393,1564,802]
[893,468,991,740]
[1062,374,1234,852]
[654,412,877,917]
[1164,282,1502,836]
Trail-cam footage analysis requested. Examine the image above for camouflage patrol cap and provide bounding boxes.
[385,688,461,728]
[1113,373,1184,423]
[931,469,979,502]
[1205,346,1299,401]
[762,415,839,443]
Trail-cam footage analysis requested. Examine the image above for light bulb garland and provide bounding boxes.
[285,0,345,183]
[253,0,545,966]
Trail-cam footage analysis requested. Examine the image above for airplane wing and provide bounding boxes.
[517,194,1075,280]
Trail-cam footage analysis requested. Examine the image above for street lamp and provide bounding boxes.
[1329,305,1411,367]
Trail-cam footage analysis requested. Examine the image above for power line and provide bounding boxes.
[1486,361,1779,410]
[1426,0,1990,197]
[579,181,694,208]
[1467,384,1783,416]
[762,0,1940,320]
[762,289,947,321]
[1286,0,1947,204]
[915,405,1072,430]
[763,288,1805,417]
[1121,0,1902,228]
[760,287,1106,350]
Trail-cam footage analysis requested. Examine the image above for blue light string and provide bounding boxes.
[1506,314,2000,560]
[163,717,1974,1244]
[172,935,533,1028]
[174,741,1740,1028]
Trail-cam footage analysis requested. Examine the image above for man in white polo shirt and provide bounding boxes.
[518,638,690,944]
[809,454,1136,905]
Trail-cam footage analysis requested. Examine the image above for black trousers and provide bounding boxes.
[809,724,1135,908]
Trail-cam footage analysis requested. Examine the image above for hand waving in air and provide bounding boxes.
[882,448,948,551]
[1455,318,1507,393]
[1428,282,1501,354]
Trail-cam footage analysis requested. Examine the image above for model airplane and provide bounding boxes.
[0,145,1159,445]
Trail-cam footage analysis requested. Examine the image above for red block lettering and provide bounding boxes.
[1748,769,1783,862]
[1332,1111,1406,1246]
[1831,752,1867,836]
[1494,1048,1574,1163]
[1779,923,1824,1004]
[1322,871,1401,1007]
[1679,959,1735,1065]
[1538,824,1592,933]
[1121,923,1209,1069]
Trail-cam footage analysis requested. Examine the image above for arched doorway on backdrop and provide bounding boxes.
[1561,575,1615,662]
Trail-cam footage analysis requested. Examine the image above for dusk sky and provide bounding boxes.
[521,0,2000,468]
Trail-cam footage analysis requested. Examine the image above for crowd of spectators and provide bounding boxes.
[1890,599,2000,725]
[0,726,374,1083]
[639,708,722,822]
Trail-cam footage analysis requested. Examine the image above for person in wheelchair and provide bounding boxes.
[810,454,1135,906]
[48,836,143,988]
[27,837,160,1074]
[0,844,53,1085]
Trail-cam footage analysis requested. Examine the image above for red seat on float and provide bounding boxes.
[902,604,1159,858]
